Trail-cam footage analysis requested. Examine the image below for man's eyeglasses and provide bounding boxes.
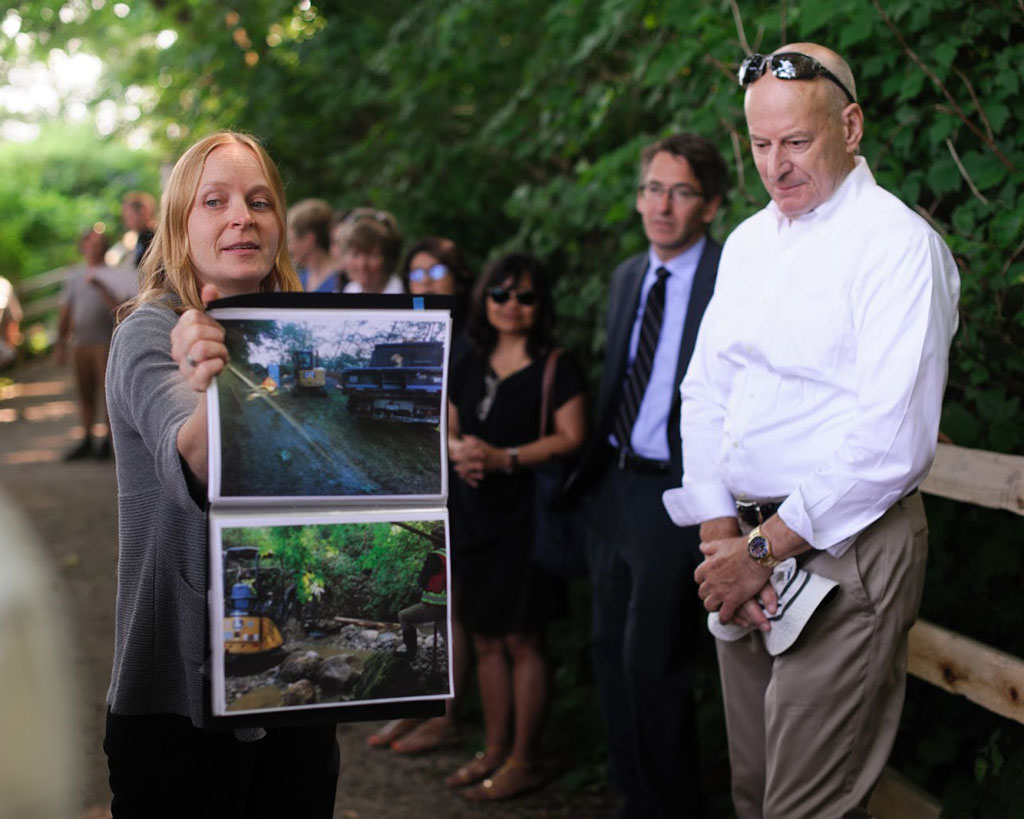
[738,52,856,105]
[408,263,450,283]
[637,182,705,204]
[487,287,537,306]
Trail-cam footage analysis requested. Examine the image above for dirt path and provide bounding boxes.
[0,359,614,818]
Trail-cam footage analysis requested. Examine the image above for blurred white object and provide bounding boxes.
[0,492,78,819]
[0,276,22,367]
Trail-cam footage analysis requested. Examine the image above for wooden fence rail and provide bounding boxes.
[870,442,1024,818]
[909,619,1024,724]
[15,265,74,323]
[912,443,1024,725]
[921,442,1024,518]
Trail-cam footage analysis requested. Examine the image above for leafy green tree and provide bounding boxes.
[0,125,161,280]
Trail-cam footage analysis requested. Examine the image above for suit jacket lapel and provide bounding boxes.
[564,254,648,498]
[602,255,647,413]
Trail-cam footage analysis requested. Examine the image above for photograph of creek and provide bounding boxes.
[218,519,451,715]
[224,619,450,713]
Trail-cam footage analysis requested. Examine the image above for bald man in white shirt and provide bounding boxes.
[665,43,960,818]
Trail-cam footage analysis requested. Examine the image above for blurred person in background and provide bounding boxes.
[444,252,586,801]
[327,209,352,287]
[121,192,157,269]
[402,236,474,339]
[0,493,78,819]
[366,236,476,756]
[57,225,138,460]
[103,131,339,818]
[336,207,405,294]
[287,198,342,293]
[0,275,22,368]
[565,132,727,818]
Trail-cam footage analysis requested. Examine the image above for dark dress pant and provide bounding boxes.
[104,709,339,818]
[586,464,707,818]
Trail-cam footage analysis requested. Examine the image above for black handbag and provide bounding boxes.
[531,349,588,578]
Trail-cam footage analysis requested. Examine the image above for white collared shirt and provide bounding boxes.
[343,273,405,294]
[666,158,960,555]
[611,236,705,461]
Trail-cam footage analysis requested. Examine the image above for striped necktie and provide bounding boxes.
[613,266,669,452]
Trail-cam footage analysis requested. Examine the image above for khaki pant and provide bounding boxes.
[717,492,928,819]
[72,342,110,428]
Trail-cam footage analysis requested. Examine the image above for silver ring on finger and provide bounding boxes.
[185,354,197,368]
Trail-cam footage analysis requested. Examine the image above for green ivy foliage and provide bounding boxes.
[222,521,434,621]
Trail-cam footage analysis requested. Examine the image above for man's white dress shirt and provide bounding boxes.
[664,157,960,556]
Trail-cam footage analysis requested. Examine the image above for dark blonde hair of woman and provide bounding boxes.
[288,198,335,253]
[125,131,300,318]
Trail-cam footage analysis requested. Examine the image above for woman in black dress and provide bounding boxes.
[444,252,586,800]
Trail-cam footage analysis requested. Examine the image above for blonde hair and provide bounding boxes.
[287,198,335,252]
[122,131,300,319]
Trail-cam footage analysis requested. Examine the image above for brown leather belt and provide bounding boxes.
[735,488,919,528]
[734,498,785,528]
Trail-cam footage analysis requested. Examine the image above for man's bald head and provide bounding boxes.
[773,43,857,118]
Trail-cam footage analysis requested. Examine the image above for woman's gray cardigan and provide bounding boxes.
[105,300,210,727]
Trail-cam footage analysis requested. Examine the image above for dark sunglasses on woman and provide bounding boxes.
[408,263,450,283]
[487,287,537,306]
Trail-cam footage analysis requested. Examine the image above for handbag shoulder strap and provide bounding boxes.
[539,347,564,437]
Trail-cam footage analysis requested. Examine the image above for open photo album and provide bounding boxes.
[204,293,453,722]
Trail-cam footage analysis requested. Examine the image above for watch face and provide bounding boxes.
[748,535,770,561]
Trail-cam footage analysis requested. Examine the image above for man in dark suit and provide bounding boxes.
[571,133,726,817]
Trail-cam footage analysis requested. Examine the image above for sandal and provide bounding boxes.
[366,718,419,749]
[390,717,461,754]
[444,747,506,788]
[462,756,544,801]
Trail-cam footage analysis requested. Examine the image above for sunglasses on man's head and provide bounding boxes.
[487,287,537,306]
[738,52,856,105]
[408,263,450,283]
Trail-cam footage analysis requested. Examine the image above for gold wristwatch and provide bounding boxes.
[747,526,780,568]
